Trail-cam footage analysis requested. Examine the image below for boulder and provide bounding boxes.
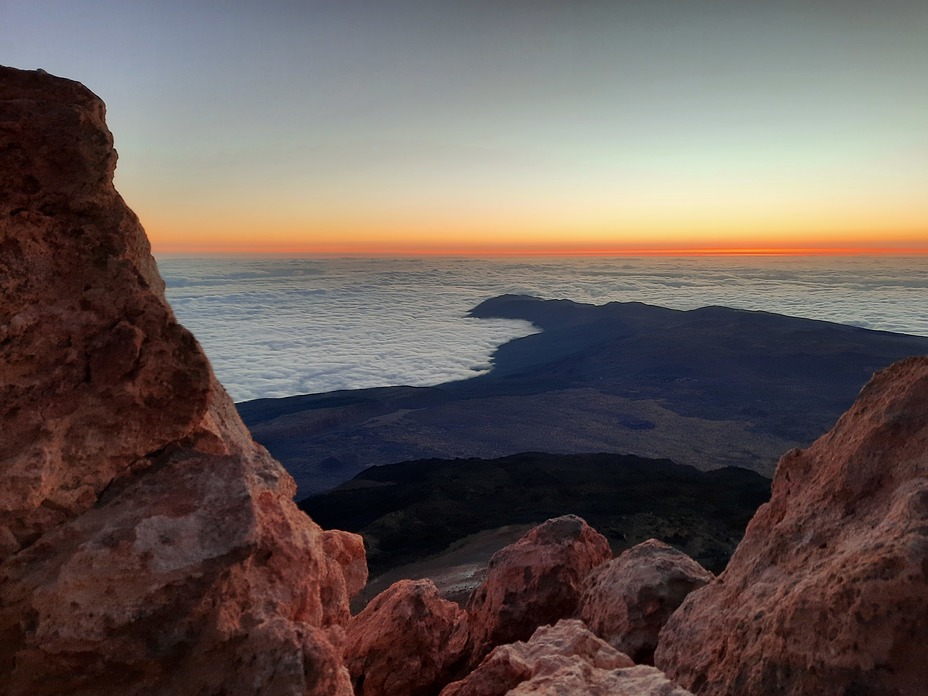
[344,579,470,696]
[323,529,369,598]
[442,620,692,696]
[579,539,713,664]
[507,658,693,696]
[440,619,633,696]
[466,515,610,664]
[655,356,928,696]
[508,663,694,696]
[0,66,358,695]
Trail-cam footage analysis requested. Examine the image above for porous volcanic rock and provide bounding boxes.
[440,619,633,696]
[323,529,369,598]
[466,515,611,665]
[344,578,470,696]
[579,539,713,664]
[655,356,928,696]
[508,663,694,696]
[0,66,356,695]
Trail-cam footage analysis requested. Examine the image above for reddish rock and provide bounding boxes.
[344,578,470,696]
[323,529,369,611]
[655,356,928,696]
[0,66,358,695]
[508,663,694,695]
[440,619,633,696]
[466,515,611,664]
[579,539,713,664]
[0,67,211,558]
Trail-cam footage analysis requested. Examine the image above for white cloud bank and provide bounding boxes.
[157,255,928,402]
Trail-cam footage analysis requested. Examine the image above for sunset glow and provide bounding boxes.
[150,241,928,258]
[6,1,928,257]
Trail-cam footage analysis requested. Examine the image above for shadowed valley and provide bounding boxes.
[239,294,928,497]
[300,452,771,606]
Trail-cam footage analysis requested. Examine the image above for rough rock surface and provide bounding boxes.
[508,663,694,696]
[579,539,713,664]
[466,515,611,665]
[344,578,470,696]
[656,356,928,696]
[0,66,357,695]
[440,619,633,696]
[323,529,369,598]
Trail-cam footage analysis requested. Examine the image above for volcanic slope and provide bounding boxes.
[238,294,928,496]
[300,452,771,606]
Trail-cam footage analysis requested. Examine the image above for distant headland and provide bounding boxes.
[239,293,928,497]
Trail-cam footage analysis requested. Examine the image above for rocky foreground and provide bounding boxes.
[0,66,359,695]
[2,66,927,695]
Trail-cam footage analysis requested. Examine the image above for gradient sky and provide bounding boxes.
[4,1,928,254]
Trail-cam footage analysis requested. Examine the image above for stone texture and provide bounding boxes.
[0,66,209,559]
[579,539,713,664]
[0,66,357,695]
[466,515,611,665]
[440,619,633,696]
[655,356,928,696]
[344,578,470,696]
[508,663,694,696]
[323,529,369,598]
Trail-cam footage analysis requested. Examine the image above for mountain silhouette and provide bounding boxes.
[238,295,928,497]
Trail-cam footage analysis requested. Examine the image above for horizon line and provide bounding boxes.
[152,246,928,258]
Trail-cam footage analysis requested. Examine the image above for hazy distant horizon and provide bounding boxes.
[158,254,928,403]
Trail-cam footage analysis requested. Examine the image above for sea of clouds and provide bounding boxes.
[157,255,928,402]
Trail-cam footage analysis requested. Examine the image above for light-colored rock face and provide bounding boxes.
[507,660,693,696]
[655,356,928,696]
[440,619,633,696]
[442,620,692,696]
[579,539,713,665]
[508,663,694,696]
[0,66,357,696]
[466,515,612,666]
[322,530,367,596]
[344,578,470,696]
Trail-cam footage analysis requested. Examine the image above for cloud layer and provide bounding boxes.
[157,256,928,402]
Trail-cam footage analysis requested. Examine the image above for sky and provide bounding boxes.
[4,1,928,255]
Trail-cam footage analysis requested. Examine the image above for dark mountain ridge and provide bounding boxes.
[239,295,928,497]
[301,451,771,576]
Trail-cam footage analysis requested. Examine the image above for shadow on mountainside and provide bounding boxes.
[238,295,928,498]
[300,452,771,606]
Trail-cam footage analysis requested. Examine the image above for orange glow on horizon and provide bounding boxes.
[142,213,928,258]
[138,202,928,259]
[132,181,928,259]
[152,243,928,258]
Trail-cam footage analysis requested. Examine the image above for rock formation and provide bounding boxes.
[441,620,691,696]
[344,579,470,696]
[0,66,358,695]
[440,619,633,696]
[579,539,713,664]
[466,515,611,665]
[655,356,928,695]
[323,529,369,608]
[507,664,694,696]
